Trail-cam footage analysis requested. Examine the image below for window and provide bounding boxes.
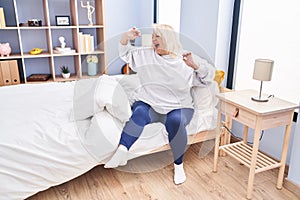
[156,0,181,32]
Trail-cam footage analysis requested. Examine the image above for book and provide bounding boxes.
[78,33,94,53]
[0,8,6,28]
[84,34,91,53]
[90,35,94,52]
[78,32,84,53]
[53,47,75,54]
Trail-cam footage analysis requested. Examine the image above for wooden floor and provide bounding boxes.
[27,142,299,200]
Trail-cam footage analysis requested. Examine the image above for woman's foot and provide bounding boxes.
[104,145,128,168]
[174,163,186,185]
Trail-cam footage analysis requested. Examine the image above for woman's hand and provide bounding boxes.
[126,27,141,40]
[182,52,199,70]
[120,27,141,45]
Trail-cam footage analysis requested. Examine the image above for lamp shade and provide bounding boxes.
[253,59,274,81]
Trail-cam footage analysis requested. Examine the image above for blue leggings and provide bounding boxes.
[119,101,194,165]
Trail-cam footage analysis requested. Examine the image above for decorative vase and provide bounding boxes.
[88,62,97,76]
[62,73,70,79]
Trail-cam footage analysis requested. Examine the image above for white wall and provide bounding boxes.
[104,0,153,74]
[180,0,234,85]
[234,0,300,105]
[180,0,220,64]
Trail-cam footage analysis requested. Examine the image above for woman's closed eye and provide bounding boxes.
[152,34,160,39]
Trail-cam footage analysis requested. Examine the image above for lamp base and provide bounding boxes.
[251,97,269,102]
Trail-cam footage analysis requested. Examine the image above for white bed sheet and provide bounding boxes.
[0,82,98,199]
[0,75,217,199]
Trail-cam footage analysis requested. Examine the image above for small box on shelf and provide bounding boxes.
[27,74,51,82]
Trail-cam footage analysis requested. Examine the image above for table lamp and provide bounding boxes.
[251,58,274,102]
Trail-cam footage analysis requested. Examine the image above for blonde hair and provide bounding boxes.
[153,24,182,55]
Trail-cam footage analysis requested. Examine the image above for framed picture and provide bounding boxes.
[55,16,70,26]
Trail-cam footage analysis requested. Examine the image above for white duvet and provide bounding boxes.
[0,74,218,200]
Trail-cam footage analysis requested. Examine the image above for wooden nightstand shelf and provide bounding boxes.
[220,141,281,173]
[213,89,298,199]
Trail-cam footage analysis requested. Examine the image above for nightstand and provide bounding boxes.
[213,89,298,199]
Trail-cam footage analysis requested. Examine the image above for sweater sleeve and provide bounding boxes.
[190,54,219,111]
[119,42,138,71]
[192,54,216,87]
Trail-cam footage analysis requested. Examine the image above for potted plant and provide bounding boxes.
[60,66,70,79]
[86,55,98,76]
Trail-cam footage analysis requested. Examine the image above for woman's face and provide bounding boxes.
[152,32,167,53]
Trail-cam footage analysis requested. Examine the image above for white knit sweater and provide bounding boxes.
[119,43,215,114]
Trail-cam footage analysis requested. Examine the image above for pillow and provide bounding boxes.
[116,74,141,105]
[83,110,168,163]
[71,77,102,121]
[71,75,132,123]
[81,111,123,162]
[191,81,219,110]
[95,75,132,123]
[191,70,225,110]
[214,70,225,87]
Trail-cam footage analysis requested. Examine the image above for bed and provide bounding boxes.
[0,73,220,199]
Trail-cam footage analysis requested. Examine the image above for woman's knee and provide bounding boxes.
[131,103,151,125]
[168,109,194,126]
[166,113,183,127]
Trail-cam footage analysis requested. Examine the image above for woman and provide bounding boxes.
[105,24,215,185]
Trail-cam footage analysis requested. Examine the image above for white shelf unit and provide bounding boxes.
[0,0,106,83]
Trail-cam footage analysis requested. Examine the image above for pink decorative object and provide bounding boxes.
[0,43,12,57]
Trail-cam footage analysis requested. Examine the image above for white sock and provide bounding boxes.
[174,163,186,185]
[104,145,128,168]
